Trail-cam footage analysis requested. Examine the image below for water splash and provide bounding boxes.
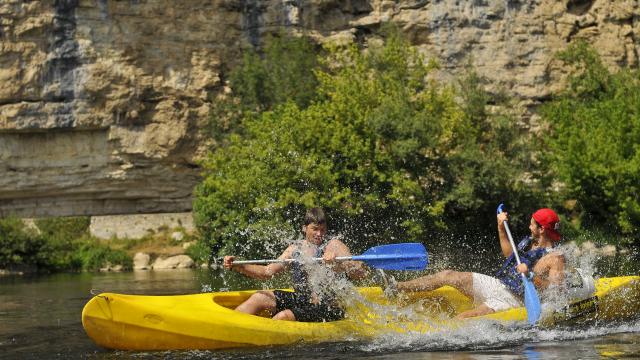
[201,216,638,355]
[359,319,640,353]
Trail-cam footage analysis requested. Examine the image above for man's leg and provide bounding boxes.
[235,290,277,316]
[396,270,474,298]
[454,304,495,319]
[272,309,296,321]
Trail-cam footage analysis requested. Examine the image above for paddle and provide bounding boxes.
[231,242,428,271]
[497,203,542,325]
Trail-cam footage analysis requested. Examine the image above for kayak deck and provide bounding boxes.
[82,276,640,350]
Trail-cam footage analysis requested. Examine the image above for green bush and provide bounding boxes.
[34,216,91,271]
[210,34,320,143]
[185,240,211,266]
[0,216,44,269]
[0,216,133,272]
[73,240,132,272]
[541,41,640,242]
[231,33,319,111]
[195,28,535,258]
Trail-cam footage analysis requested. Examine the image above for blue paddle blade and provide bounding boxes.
[523,276,542,325]
[351,243,428,271]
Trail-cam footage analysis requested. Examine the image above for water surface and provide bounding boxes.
[1,266,639,359]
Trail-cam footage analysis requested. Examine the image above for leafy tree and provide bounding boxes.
[210,34,320,142]
[35,216,90,271]
[541,41,640,244]
[449,68,540,228]
[0,217,43,269]
[195,29,533,259]
[0,216,132,272]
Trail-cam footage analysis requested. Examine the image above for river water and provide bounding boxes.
[2,246,640,359]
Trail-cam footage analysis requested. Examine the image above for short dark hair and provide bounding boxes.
[304,207,326,226]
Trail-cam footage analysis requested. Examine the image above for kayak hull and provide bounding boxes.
[82,289,367,350]
[82,276,640,350]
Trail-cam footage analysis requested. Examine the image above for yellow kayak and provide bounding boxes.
[82,276,639,350]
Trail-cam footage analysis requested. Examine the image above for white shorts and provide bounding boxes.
[471,273,522,312]
[566,268,596,301]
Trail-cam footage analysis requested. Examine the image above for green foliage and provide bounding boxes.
[555,41,611,100]
[73,240,132,272]
[35,216,91,271]
[210,34,320,142]
[35,216,90,239]
[0,216,43,269]
[449,68,540,229]
[542,41,640,240]
[231,34,319,111]
[195,29,534,258]
[185,240,211,266]
[0,216,132,272]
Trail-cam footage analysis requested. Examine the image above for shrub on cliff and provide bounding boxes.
[195,29,534,259]
[541,42,640,244]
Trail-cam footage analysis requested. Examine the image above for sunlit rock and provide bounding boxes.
[133,252,151,271]
[600,245,617,257]
[171,231,185,242]
[152,255,195,269]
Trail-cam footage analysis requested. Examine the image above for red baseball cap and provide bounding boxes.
[532,208,561,241]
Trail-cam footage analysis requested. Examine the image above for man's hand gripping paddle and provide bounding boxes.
[497,204,542,325]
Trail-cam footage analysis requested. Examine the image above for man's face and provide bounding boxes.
[304,223,327,245]
[529,217,542,242]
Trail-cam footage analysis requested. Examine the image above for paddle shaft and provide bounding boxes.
[501,220,525,272]
[498,204,542,325]
[227,243,428,271]
[502,219,534,284]
[232,257,354,265]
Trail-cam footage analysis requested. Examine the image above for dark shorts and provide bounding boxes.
[273,290,345,322]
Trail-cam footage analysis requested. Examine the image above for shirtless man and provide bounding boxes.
[223,207,367,321]
[395,208,565,318]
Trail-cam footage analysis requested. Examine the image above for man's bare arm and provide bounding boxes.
[324,239,368,280]
[224,245,294,280]
[497,212,513,258]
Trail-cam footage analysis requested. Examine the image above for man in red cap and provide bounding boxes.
[393,208,565,318]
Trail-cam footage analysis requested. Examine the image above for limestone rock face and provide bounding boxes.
[89,212,194,239]
[1,0,638,217]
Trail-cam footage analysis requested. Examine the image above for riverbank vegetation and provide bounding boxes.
[0,216,130,273]
[195,29,639,261]
[0,216,200,273]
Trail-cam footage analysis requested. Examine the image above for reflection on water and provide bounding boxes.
[0,260,639,358]
[0,270,214,358]
[84,329,640,360]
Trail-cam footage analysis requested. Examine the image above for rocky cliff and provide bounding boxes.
[1,0,638,217]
